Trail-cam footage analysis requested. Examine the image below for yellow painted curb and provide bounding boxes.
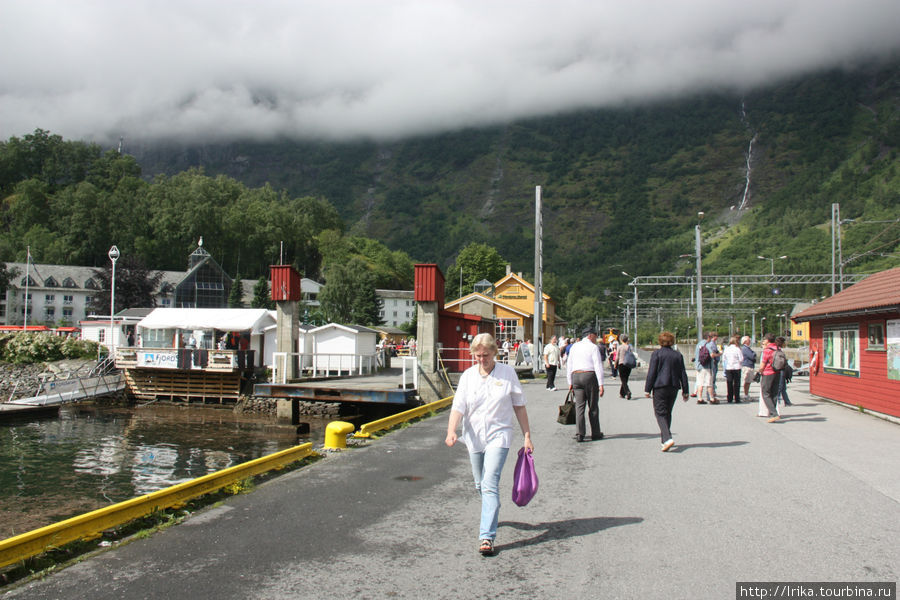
[354,396,452,438]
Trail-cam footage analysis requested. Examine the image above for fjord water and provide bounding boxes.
[0,404,317,537]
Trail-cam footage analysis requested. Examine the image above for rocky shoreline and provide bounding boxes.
[0,359,98,402]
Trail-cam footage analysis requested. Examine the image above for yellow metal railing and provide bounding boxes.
[353,396,452,438]
[0,443,316,569]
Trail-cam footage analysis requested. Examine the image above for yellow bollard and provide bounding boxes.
[324,421,355,449]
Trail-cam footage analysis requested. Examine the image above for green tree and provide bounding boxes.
[0,262,18,296]
[319,258,383,325]
[87,255,164,314]
[251,276,274,309]
[565,296,602,334]
[446,242,508,300]
[228,273,245,308]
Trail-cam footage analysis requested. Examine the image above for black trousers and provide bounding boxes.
[652,386,678,443]
[618,364,632,397]
[572,371,601,437]
[546,365,557,389]
[725,369,741,402]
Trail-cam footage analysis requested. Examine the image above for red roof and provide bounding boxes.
[792,267,900,322]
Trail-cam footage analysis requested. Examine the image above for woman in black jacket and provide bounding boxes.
[644,331,690,452]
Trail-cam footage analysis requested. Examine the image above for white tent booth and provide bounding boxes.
[125,308,275,369]
[309,323,379,375]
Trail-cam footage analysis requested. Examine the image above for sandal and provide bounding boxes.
[479,539,494,555]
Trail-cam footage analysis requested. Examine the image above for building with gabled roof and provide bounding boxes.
[792,266,900,418]
[174,238,233,308]
[444,269,557,346]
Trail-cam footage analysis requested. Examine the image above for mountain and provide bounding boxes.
[129,58,900,301]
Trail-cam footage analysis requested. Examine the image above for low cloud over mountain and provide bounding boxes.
[2,0,899,143]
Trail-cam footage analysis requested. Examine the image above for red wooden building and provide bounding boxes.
[792,266,900,418]
[415,264,493,372]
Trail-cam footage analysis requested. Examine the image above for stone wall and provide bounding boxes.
[0,359,96,401]
[234,395,341,418]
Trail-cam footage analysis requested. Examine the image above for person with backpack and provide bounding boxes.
[693,332,716,404]
[757,333,782,422]
[615,334,637,399]
[775,336,793,407]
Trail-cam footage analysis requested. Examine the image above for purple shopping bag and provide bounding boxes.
[511,447,539,507]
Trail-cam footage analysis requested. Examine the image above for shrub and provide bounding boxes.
[0,332,100,363]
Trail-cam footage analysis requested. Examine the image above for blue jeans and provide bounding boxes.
[469,446,510,541]
[778,373,791,405]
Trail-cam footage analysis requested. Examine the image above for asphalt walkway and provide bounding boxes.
[4,368,899,599]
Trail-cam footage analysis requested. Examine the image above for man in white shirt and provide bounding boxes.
[543,335,561,391]
[566,327,606,442]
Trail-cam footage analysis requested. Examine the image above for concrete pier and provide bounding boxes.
[4,372,898,599]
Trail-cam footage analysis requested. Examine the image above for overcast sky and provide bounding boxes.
[2,0,899,145]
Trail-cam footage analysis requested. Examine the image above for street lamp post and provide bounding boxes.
[623,271,637,343]
[757,254,788,276]
[108,245,120,360]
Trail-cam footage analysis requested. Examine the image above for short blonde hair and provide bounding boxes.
[470,333,498,356]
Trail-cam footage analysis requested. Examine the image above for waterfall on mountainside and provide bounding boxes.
[738,133,757,211]
[738,100,758,211]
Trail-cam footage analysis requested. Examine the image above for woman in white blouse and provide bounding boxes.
[446,333,534,556]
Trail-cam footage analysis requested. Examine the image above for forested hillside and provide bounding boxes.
[2,59,898,322]
[130,60,900,291]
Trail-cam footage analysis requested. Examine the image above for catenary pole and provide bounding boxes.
[695,217,703,341]
[533,186,543,377]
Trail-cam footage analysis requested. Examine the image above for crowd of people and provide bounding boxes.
[445,329,794,556]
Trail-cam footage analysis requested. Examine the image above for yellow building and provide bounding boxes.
[789,303,812,343]
[444,271,557,346]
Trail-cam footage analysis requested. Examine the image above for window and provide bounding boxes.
[84,278,98,290]
[45,294,55,304]
[496,318,518,345]
[98,329,105,342]
[21,292,32,300]
[63,308,73,318]
[141,328,173,348]
[63,295,74,304]
[823,325,860,377]
[867,322,885,351]
[44,307,55,319]
[160,298,171,307]
[20,275,36,287]
[44,277,58,287]
[63,277,78,288]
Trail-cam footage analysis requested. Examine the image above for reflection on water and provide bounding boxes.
[0,404,324,537]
